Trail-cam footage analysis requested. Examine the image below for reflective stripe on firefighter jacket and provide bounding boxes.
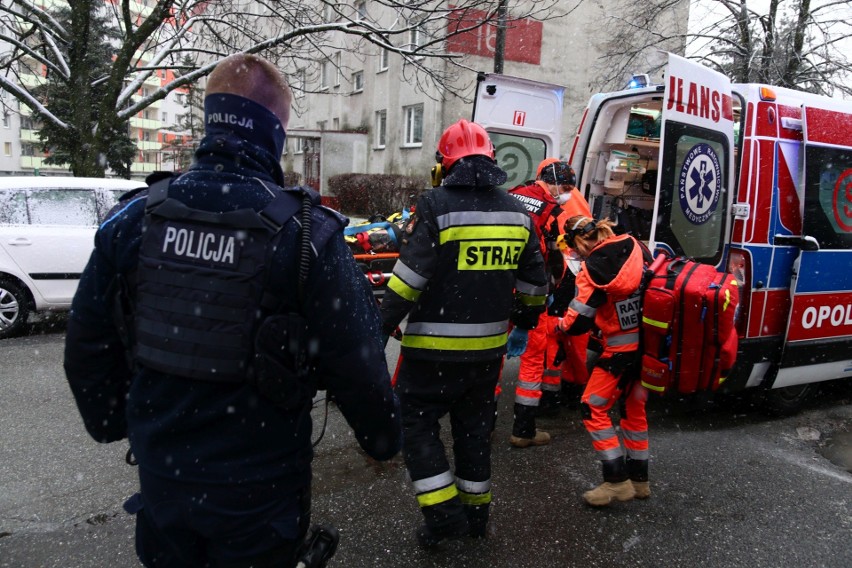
[558,234,647,354]
[381,184,547,362]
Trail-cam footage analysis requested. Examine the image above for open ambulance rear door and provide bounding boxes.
[471,73,565,188]
[774,100,852,388]
[648,54,737,267]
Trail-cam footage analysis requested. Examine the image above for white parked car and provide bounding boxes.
[0,176,146,339]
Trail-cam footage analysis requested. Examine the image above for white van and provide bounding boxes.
[0,176,146,339]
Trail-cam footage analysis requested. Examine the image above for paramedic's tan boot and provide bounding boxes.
[631,481,651,499]
[509,429,551,448]
[582,480,636,507]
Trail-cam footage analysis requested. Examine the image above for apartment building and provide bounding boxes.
[282,1,689,196]
[0,1,687,186]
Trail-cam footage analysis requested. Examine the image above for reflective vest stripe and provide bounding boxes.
[515,279,548,296]
[459,491,492,505]
[589,427,618,442]
[455,477,491,494]
[622,429,649,442]
[440,225,529,244]
[402,333,507,351]
[518,293,546,307]
[569,298,596,318]
[416,484,459,507]
[436,210,530,229]
[412,471,455,493]
[607,332,639,346]
[405,320,509,337]
[387,276,421,302]
[392,260,428,291]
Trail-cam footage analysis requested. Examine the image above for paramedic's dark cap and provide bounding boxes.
[538,160,576,186]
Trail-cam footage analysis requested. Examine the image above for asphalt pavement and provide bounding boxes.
[1,330,851,568]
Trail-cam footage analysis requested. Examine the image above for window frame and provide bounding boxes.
[402,104,424,147]
[375,110,387,149]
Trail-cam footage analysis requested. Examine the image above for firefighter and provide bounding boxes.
[507,158,590,446]
[381,119,547,546]
[63,54,401,567]
[556,216,652,507]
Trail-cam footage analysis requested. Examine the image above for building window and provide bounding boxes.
[323,4,335,22]
[2,112,9,128]
[333,118,339,130]
[403,104,423,147]
[317,120,327,131]
[375,110,387,149]
[409,19,427,51]
[294,69,306,98]
[378,48,389,72]
[294,137,304,154]
[353,71,364,93]
[161,111,168,123]
[334,52,341,87]
[4,142,11,156]
[321,59,331,90]
[355,1,367,20]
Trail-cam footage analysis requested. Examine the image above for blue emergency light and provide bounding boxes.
[627,74,650,89]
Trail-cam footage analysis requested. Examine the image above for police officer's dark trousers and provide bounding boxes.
[129,469,310,568]
[396,357,500,538]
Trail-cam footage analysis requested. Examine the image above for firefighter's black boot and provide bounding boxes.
[627,458,650,499]
[510,403,550,448]
[464,504,490,538]
[417,498,470,549]
[583,457,635,507]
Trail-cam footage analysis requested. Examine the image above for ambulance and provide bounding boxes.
[472,53,852,414]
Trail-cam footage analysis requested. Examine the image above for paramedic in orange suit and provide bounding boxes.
[507,159,588,447]
[556,216,652,507]
[546,177,593,409]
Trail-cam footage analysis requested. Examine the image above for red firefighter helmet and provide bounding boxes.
[436,119,495,172]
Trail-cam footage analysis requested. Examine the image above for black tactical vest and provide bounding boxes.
[133,181,308,383]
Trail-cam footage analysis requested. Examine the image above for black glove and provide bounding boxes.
[552,344,567,367]
[548,272,576,316]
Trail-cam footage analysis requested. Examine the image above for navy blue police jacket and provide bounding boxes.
[63,127,401,490]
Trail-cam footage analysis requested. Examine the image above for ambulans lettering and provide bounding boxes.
[679,143,721,225]
[459,242,522,270]
[801,303,852,329]
[162,225,238,266]
[616,293,641,330]
[667,75,733,123]
[207,112,254,130]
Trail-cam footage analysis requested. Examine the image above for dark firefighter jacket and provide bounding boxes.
[63,121,401,491]
[380,155,548,362]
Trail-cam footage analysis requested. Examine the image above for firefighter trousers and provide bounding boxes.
[396,357,500,534]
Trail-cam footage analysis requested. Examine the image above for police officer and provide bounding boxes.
[380,119,547,547]
[556,216,652,507]
[63,54,401,567]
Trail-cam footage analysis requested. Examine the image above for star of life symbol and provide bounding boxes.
[679,143,721,225]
